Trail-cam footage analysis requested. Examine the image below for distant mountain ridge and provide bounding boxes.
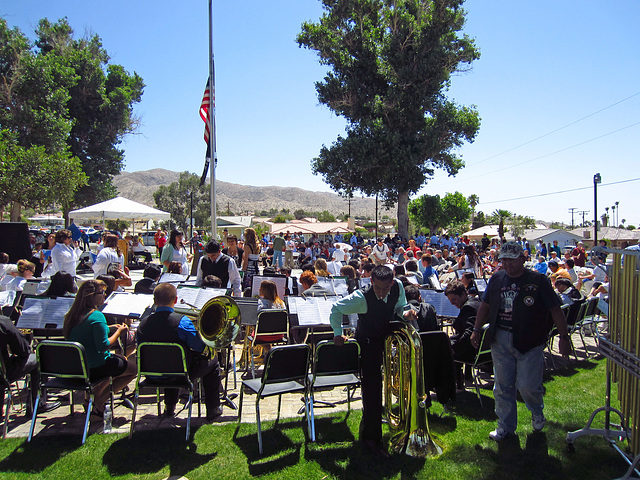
[113,169,392,218]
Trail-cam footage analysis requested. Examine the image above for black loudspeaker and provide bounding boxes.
[0,222,32,263]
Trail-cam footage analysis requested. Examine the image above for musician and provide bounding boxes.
[470,242,570,442]
[160,229,192,274]
[0,315,60,419]
[299,271,333,297]
[136,283,223,421]
[50,229,81,276]
[64,280,136,416]
[134,264,162,295]
[195,240,242,296]
[221,234,244,269]
[330,265,417,458]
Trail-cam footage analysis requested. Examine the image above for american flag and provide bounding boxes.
[199,78,214,186]
[199,78,214,143]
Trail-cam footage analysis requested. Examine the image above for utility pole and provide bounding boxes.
[594,173,601,245]
[568,207,578,229]
[578,210,590,227]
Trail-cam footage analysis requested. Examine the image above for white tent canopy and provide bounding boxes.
[69,196,170,227]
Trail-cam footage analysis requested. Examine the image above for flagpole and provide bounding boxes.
[208,0,217,239]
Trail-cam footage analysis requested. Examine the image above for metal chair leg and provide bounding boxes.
[256,399,263,454]
[27,393,41,442]
[81,396,93,445]
[129,389,139,439]
[237,387,244,422]
[186,392,192,441]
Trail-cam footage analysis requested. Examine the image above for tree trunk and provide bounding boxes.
[10,201,22,222]
[397,190,409,241]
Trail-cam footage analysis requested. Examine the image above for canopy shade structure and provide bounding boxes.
[69,196,170,227]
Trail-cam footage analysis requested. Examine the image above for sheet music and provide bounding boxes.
[419,289,460,317]
[159,273,189,283]
[251,275,286,299]
[428,274,442,290]
[0,290,16,308]
[359,277,371,288]
[17,296,76,329]
[406,276,419,285]
[332,277,349,296]
[475,278,487,293]
[326,261,343,276]
[289,296,337,326]
[22,281,40,296]
[176,286,226,309]
[101,292,153,317]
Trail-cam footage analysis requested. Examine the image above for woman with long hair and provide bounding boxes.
[257,279,285,311]
[241,228,260,290]
[43,271,77,297]
[63,280,136,415]
[314,258,331,277]
[160,229,192,274]
[458,244,484,278]
[92,234,125,277]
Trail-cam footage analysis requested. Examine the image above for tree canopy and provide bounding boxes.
[408,191,472,233]
[153,172,211,232]
[298,0,480,239]
[0,18,144,221]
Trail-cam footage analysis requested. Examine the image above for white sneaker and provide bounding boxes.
[489,428,512,442]
[532,414,546,431]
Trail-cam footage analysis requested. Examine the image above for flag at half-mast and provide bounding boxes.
[199,78,214,186]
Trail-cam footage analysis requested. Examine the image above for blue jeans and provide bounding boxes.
[491,329,545,433]
[273,250,283,269]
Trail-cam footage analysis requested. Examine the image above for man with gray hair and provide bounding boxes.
[470,242,570,441]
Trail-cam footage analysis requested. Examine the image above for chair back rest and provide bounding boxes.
[255,310,289,336]
[314,340,360,377]
[137,342,189,377]
[36,341,90,380]
[262,344,310,385]
[476,324,493,363]
[584,296,600,317]
[565,297,586,326]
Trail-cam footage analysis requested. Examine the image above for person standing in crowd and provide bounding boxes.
[136,283,223,421]
[195,240,242,296]
[222,234,244,269]
[329,265,417,458]
[241,228,261,291]
[161,230,192,274]
[470,242,570,441]
[50,229,80,277]
[572,241,587,268]
[92,234,126,278]
[371,238,391,266]
[272,233,286,271]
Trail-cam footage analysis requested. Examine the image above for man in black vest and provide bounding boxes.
[470,242,570,442]
[195,240,242,296]
[329,265,417,458]
[136,283,223,421]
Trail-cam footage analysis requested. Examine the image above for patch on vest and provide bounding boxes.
[523,296,535,307]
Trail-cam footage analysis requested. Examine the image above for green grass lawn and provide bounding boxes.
[0,358,633,479]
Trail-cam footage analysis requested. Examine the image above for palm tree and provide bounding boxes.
[492,209,512,240]
[467,194,479,220]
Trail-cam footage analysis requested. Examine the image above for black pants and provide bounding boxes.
[0,353,39,418]
[358,337,384,443]
[164,356,221,415]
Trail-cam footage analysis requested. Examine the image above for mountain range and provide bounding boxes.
[113,169,393,219]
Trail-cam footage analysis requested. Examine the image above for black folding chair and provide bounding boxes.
[307,339,360,441]
[453,324,492,407]
[129,342,194,441]
[28,340,113,444]
[238,343,311,455]
[249,310,289,378]
[0,353,32,438]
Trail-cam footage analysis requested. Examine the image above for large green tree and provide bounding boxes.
[153,172,211,232]
[298,0,480,239]
[408,191,471,233]
[0,18,144,221]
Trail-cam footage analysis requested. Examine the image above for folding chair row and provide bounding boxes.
[238,339,361,455]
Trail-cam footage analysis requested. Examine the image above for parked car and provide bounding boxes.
[138,231,157,247]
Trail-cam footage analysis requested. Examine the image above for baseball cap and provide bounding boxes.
[498,241,524,259]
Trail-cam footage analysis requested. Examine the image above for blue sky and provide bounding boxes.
[4,1,640,228]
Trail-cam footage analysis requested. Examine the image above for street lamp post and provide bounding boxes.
[594,173,601,246]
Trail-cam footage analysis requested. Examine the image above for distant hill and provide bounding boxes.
[113,168,393,219]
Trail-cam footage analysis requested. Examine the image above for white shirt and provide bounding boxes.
[51,243,80,276]
[92,247,124,277]
[195,254,242,296]
[332,248,347,262]
[373,243,389,261]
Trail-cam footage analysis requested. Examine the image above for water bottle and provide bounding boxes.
[103,404,112,434]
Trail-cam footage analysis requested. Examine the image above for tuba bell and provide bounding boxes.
[183,296,242,349]
[384,321,442,457]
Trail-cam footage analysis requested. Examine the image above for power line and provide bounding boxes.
[479,177,640,206]
[437,121,640,186]
[444,90,640,173]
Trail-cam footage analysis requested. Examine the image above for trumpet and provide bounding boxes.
[384,321,442,457]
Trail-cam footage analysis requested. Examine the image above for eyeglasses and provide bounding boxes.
[94,291,107,297]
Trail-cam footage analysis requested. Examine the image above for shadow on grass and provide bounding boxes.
[0,436,79,474]
[103,427,216,477]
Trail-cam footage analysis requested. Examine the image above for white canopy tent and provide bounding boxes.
[69,196,170,231]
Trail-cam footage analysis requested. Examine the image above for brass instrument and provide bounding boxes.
[181,296,242,349]
[384,321,442,457]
